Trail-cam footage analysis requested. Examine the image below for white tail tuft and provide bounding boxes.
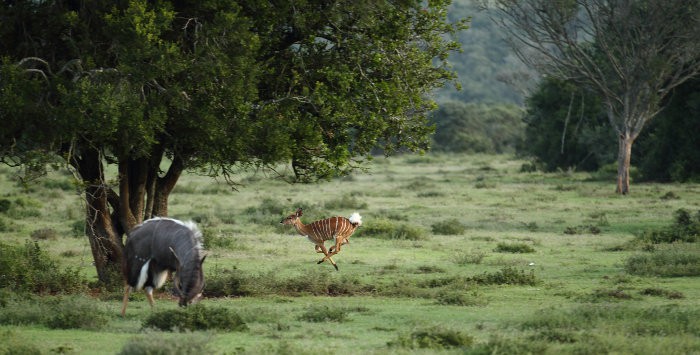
[349,212,362,226]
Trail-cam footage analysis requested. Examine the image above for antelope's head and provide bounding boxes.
[170,247,206,307]
[280,208,303,226]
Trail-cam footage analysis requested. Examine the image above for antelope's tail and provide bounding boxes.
[349,212,362,227]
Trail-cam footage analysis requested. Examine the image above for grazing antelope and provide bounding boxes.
[121,217,206,316]
[280,208,362,270]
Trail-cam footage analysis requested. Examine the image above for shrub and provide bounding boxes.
[431,218,466,235]
[388,326,473,350]
[436,290,488,307]
[634,208,699,244]
[0,199,11,213]
[0,241,86,294]
[118,332,211,355]
[452,251,485,265]
[143,304,248,332]
[358,219,427,240]
[297,305,348,322]
[624,248,700,277]
[45,296,110,330]
[30,228,58,240]
[469,267,539,286]
[563,224,601,235]
[494,242,535,253]
[639,287,684,299]
[0,295,109,330]
[324,194,368,210]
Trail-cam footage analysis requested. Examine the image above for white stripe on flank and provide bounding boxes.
[153,270,169,289]
[136,259,151,290]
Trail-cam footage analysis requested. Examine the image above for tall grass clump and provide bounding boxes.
[324,194,368,210]
[388,326,473,350]
[143,304,248,332]
[634,208,699,244]
[469,266,538,286]
[0,295,110,330]
[357,218,426,240]
[431,218,466,235]
[297,305,348,322]
[494,242,535,253]
[0,241,86,294]
[118,332,211,355]
[624,246,700,277]
[522,304,700,338]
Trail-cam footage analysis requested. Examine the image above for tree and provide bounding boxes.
[0,0,466,284]
[636,79,700,182]
[519,77,615,172]
[430,101,524,154]
[483,0,700,194]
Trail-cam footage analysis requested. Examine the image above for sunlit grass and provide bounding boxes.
[0,154,698,354]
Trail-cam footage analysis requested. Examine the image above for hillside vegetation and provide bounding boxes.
[0,154,698,354]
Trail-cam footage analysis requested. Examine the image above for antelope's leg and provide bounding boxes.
[316,244,339,270]
[121,285,132,317]
[145,286,155,308]
[314,245,324,253]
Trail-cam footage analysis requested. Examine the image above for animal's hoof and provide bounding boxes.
[317,260,324,264]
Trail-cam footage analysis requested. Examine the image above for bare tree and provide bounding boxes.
[483,0,700,194]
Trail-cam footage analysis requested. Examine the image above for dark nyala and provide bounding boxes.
[121,217,206,316]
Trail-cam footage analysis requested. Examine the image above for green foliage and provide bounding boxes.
[388,326,473,350]
[0,241,86,294]
[468,267,538,286]
[118,332,211,355]
[356,218,427,240]
[297,305,348,323]
[431,218,466,235]
[624,246,700,277]
[430,102,524,154]
[634,208,699,244]
[323,194,368,210]
[0,295,109,330]
[30,228,57,240]
[522,304,700,337]
[637,79,700,182]
[142,304,248,332]
[436,290,488,307]
[494,242,535,253]
[519,77,614,172]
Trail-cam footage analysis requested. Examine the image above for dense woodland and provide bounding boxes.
[434,0,700,183]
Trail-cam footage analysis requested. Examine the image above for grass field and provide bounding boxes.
[1,154,699,354]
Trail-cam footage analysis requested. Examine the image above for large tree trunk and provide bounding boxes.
[616,133,635,195]
[72,148,123,285]
[152,156,184,217]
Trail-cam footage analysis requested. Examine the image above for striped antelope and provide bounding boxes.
[280,208,362,270]
[121,217,206,316]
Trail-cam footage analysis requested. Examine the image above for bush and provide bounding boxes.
[452,251,485,265]
[30,228,58,240]
[297,305,348,322]
[469,267,539,286]
[324,194,368,210]
[45,296,110,330]
[436,290,488,307]
[143,304,248,332]
[634,208,699,244]
[624,247,700,277]
[118,332,211,355]
[388,326,474,350]
[0,295,109,330]
[0,241,86,294]
[431,218,466,235]
[357,219,427,240]
[494,242,535,253]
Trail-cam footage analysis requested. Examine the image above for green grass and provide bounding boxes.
[0,154,699,354]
